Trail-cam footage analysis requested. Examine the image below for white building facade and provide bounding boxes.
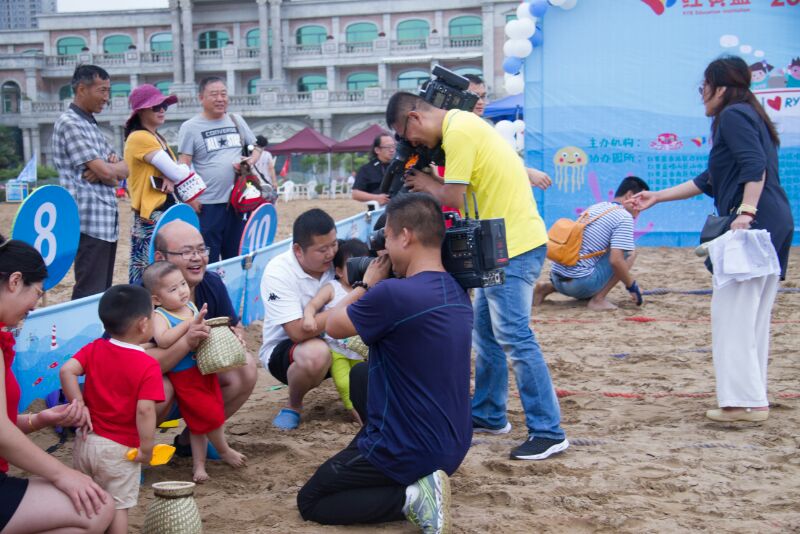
[0,0,519,164]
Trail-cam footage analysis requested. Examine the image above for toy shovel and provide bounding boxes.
[126,444,176,466]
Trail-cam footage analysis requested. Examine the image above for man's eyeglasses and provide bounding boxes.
[162,246,211,260]
[400,105,417,139]
[151,103,168,112]
[378,145,396,150]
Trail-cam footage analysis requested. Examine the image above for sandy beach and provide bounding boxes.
[3,197,798,533]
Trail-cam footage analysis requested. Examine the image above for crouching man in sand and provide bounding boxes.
[297,194,473,533]
[535,176,649,310]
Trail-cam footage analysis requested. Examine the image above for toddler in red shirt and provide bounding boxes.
[143,261,246,483]
[60,285,164,534]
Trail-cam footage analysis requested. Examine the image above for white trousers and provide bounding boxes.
[711,273,779,407]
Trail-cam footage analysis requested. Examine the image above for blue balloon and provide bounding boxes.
[502,56,524,75]
[530,27,544,48]
[530,0,548,17]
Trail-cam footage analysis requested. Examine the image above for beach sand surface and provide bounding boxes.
[3,198,798,533]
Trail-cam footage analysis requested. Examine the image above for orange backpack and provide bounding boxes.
[546,206,622,266]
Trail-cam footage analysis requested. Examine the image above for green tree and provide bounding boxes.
[0,126,22,170]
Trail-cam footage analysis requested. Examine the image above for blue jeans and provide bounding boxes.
[198,202,246,263]
[472,245,565,440]
[551,254,614,300]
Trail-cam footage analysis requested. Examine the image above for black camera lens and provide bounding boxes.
[346,256,375,287]
[368,228,385,254]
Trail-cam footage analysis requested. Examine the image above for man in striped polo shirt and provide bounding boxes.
[535,176,649,310]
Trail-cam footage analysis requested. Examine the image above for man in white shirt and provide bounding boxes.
[259,209,338,430]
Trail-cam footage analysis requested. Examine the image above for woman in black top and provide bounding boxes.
[635,55,793,422]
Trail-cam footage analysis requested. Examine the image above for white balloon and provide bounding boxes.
[504,74,525,95]
[504,20,524,40]
[516,18,536,39]
[513,119,526,133]
[503,38,533,59]
[560,0,577,9]
[515,130,525,152]
[495,120,516,149]
[517,2,535,20]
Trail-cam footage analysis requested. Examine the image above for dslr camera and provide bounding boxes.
[347,194,508,290]
[380,65,480,196]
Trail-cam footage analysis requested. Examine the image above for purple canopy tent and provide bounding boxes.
[268,127,337,186]
[331,124,389,153]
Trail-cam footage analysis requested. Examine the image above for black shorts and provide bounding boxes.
[0,472,29,531]
[267,338,299,385]
[267,338,331,385]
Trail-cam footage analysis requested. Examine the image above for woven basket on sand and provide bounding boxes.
[195,317,246,375]
[142,481,202,534]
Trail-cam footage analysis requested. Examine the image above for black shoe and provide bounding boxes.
[173,435,192,458]
[510,436,569,460]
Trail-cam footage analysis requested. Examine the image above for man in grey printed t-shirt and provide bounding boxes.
[178,76,260,262]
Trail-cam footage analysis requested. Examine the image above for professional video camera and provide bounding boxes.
[379,65,480,196]
[347,194,508,289]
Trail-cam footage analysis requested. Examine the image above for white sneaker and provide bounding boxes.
[403,470,451,534]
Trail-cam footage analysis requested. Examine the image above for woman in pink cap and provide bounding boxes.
[123,84,205,284]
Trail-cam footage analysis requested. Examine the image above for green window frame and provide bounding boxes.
[103,35,133,54]
[58,84,74,100]
[345,22,378,44]
[296,25,327,46]
[154,81,171,95]
[111,82,131,97]
[396,19,430,42]
[297,74,327,92]
[397,70,429,90]
[247,78,260,94]
[198,30,230,50]
[56,36,86,56]
[150,32,172,52]
[346,72,378,91]
[448,15,482,37]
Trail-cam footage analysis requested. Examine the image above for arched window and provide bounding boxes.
[454,66,483,77]
[247,78,260,94]
[150,32,172,52]
[397,70,429,90]
[297,74,327,92]
[58,84,74,100]
[396,19,430,42]
[103,35,133,54]
[110,82,131,98]
[1,81,21,113]
[56,36,86,55]
[346,72,378,91]
[296,25,327,46]
[154,80,171,95]
[245,28,272,48]
[449,15,482,37]
[198,30,229,50]
[345,22,378,44]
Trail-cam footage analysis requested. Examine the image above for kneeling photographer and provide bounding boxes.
[386,90,569,461]
[297,193,473,532]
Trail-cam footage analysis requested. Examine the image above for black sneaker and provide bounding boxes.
[510,436,569,460]
[472,421,512,435]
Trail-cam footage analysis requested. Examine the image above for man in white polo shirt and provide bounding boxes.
[259,209,338,430]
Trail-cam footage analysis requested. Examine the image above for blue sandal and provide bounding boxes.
[272,408,301,430]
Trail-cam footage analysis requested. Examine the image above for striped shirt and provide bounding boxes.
[52,104,119,242]
[551,201,635,279]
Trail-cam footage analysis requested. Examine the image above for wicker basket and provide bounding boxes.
[195,317,246,375]
[142,481,202,534]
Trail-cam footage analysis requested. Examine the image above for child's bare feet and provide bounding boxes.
[193,466,209,483]
[220,448,247,468]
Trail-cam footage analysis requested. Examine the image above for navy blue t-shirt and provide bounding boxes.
[194,270,238,325]
[347,271,473,485]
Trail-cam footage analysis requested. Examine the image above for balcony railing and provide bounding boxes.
[95,52,126,65]
[195,48,223,60]
[391,39,427,51]
[284,44,322,56]
[446,36,483,48]
[45,54,78,67]
[140,51,173,64]
[340,42,373,54]
[238,47,260,59]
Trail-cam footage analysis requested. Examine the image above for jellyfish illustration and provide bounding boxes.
[553,146,588,193]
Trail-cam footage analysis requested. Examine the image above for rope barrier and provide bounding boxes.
[552,388,800,400]
[642,287,800,296]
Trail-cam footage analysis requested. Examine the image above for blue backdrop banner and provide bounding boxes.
[524,1,799,246]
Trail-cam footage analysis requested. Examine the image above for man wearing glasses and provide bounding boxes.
[351,134,395,206]
[152,219,257,455]
[387,91,569,462]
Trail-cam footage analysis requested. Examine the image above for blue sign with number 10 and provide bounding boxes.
[11,185,80,291]
[239,203,278,256]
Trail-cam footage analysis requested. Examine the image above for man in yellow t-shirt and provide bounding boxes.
[388,92,568,461]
